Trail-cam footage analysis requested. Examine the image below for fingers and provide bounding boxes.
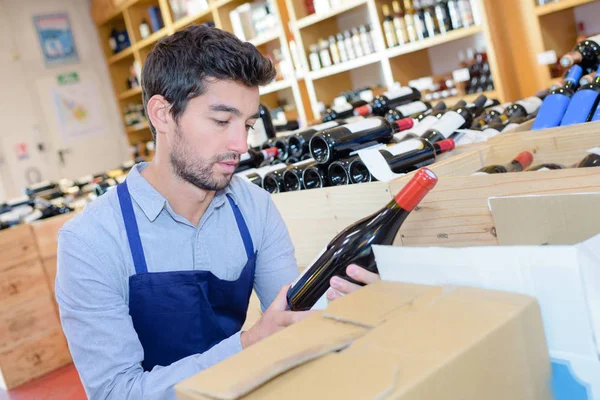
[268,284,291,312]
[326,288,342,301]
[346,264,380,285]
[329,275,362,295]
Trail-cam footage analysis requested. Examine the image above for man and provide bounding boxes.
[56,25,378,400]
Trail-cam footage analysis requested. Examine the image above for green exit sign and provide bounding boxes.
[57,72,79,85]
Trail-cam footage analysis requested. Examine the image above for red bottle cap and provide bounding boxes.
[394,168,438,211]
[436,138,455,153]
[264,147,279,159]
[354,105,372,117]
[514,151,533,169]
[396,117,414,132]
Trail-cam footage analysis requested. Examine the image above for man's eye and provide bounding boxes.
[246,124,255,131]
[214,119,229,126]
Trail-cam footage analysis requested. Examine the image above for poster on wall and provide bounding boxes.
[52,72,104,142]
[33,13,79,66]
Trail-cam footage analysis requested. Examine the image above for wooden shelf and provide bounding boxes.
[172,8,213,31]
[96,0,140,26]
[248,29,281,47]
[135,27,169,50]
[126,120,150,133]
[209,0,235,8]
[536,0,599,16]
[386,26,482,59]
[118,87,143,100]
[295,0,368,30]
[307,52,382,81]
[259,79,292,95]
[108,46,135,65]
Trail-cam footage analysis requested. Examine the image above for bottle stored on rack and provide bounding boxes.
[392,1,408,45]
[434,0,452,34]
[413,0,428,40]
[383,4,399,48]
[576,152,600,168]
[422,0,438,38]
[248,104,277,147]
[355,87,422,117]
[404,100,460,137]
[446,0,462,29]
[403,0,418,42]
[474,151,533,174]
[580,72,596,87]
[532,65,583,130]
[322,99,368,122]
[327,156,358,186]
[287,121,343,158]
[302,165,329,189]
[336,33,349,62]
[139,19,151,39]
[237,147,279,171]
[286,168,438,311]
[309,117,400,164]
[328,35,341,64]
[282,159,317,191]
[457,0,474,28]
[560,65,600,126]
[527,163,565,171]
[560,34,600,74]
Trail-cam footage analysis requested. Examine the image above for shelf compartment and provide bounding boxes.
[386,26,482,59]
[536,0,599,16]
[307,52,382,81]
[295,0,368,30]
[126,120,150,133]
[135,26,169,50]
[259,79,292,95]
[108,46,135,65]
[171,7,214,31]
[118,87,143,100]
[248,29,281,47]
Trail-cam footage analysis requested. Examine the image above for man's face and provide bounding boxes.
[167,79,259,191]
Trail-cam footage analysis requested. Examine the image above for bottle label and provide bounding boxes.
[395,101,428,116]
[452,68,471,83]
[454,129,485,146]
[388,139,425,156]
[309,121,340,131]
[587,147,600,156]
[481,128,501,139]
[346,117,383,133]
[240,152,251,162]
[290,246,329,290]
[537,167,550,171]
[383,86,413,100]
[502,123,519,132]
[248,118,268,147]
[516,97,543,115]
[409,115,439,136]
[331,103,353,113]
[357,147,405,182]
[430,111,466,138]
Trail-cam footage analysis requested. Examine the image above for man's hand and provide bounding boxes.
[326,264,380,302]
[241,284,316,349]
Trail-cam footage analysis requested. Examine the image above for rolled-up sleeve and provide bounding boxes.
[56,230,242,400]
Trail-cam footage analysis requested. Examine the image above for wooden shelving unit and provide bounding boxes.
[536,0,598,16]
[94,0,523,142]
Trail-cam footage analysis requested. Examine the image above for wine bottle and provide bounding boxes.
[457,0,474,28]
[532,65,583,130]
[480,97,542,130]
[354,87,421,117]
[383,4,399,48]
[382,100,432,122]
[322,99,368,122]
[560,64,600,126]
[418,94,487,144]
[347,157,374,184]
[446,0,462,29]
[422,0,438,38]
[309,117,399,164]
[287,121,342,158]
[237,147,279,171]
[576,152,600,168]
[474,151,533,174]
[392,1,408,45]
[262,168,288,194]
[559,34,600,74]
[579,72,596,87]
[282,159,317,191]
[434,0,452,34]
[413,0,429,40]
[470,103,509,129]
[401,100,459,138]
[302,165,329,189]
[386,138,454,172]
[403,0,418,42]
[527,163,565,171]
[273,137,290,160]
[248,104,277,147]
[139,19,151,39]
[286,168,438,311]
[327,156,356,186]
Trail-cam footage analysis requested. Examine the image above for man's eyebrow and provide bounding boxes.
[209,104,242,116]
[249,112,260,120]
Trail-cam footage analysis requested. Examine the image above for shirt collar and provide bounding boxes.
[126,163,237,223]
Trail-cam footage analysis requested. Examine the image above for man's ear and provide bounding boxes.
[147,95,170,136]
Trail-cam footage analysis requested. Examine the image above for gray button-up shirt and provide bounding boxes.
[56,163,298,399]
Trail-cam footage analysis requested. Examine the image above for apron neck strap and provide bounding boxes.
[118,181,149,274]
[226,194,255,259]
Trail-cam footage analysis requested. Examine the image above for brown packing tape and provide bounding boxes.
[175,313,368,400]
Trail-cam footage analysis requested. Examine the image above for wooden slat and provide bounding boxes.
[0,260,50,313]
[0,294,61,352]
[30,214,74,259]
[42,256,58,294]
[0,224,39,270]
[271,181,393,269]
[0,329,72,389]
[390,168,600,248]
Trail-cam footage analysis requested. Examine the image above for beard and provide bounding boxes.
[169,124,239,191]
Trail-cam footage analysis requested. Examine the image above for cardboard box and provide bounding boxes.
[176,281,551,400]
[373,192,600,399]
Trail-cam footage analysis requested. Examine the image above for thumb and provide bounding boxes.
[268,284,291,312]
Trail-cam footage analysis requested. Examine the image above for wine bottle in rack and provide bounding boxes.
[413,0,428,40]
[532,65,583,130]
[302,165,329,189]
[470,103,509,129]
[434,0,452,34]
[354,87,422,117]
[527,163,565,171]
[347,157,374,184]
[473,151,533,174]
[392,1,408,45]
[237,147,279,172]
[422,0,437,38]
[287,121,344,158]
[322,99,368,122]
[281,159,317,191]
[560,34,600,74]
[401,100,459,138]
[579,72,596,87]
[248,104,277,147]
[286,168,438,311]
[576,151,600,168]
[383,4,399,48]
[560,65,600,126]
[273,137,291,161]
[381,99,431,121]
[327,157,357,186]
[403,0,418,42]
[309,117,400,165]
[446,0,462,30]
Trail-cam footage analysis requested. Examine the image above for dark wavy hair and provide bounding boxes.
[141,24,276,139]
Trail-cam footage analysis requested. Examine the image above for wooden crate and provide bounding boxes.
[0,259,50,314]
[0,224,39,270]
[31,213,73,260]
[272,123,600,268]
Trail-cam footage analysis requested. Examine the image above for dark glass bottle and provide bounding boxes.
[286,168,438,311]
[237,147,279,172]
[576,153,600,168]
[302,165,329,190]
[281,159,317,191]
[309,117,399,164]
[354,87,421,117]
[474,151,534,174]
[560,64,600,126]
[287,121,342,158]
[327,156,357,186]
[322,100,368,122]
[560,34,600,74]
[527,163,565,171]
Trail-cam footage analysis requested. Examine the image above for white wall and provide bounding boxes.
[0,0,129,202]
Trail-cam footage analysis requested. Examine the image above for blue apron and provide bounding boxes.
[117,181,257,371]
